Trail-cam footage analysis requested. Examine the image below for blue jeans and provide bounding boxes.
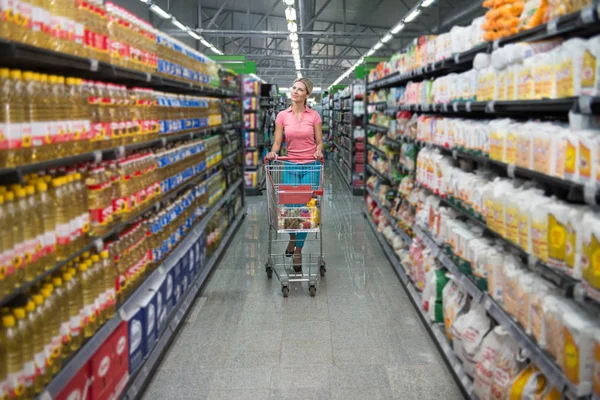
[282,161,321,248]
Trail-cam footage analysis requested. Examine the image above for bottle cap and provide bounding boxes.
[0,187,5,194]
[16,188,26,198]
[63,272,72,281]
[23,71,34,80]
[91,255,100,262]
[36,181,48,192]
[2,315,15,328]
[40,288,51,298]
[42,283,54,292]
[25,301,35,312]
[52,277,63,286]
[100,250,109,258]
[0,68,9,78]
[83,252,90,258]
[52,178,61,188]
[10,70,22,80]
[5,192,13,201]
[26,185,35,196]
[32,295,44,305]
[13,308,25,319]
[79,263,88,272]
[0,195,3,204]
[75,172,82,180]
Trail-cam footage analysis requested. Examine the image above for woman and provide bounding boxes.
[266,78,324,272]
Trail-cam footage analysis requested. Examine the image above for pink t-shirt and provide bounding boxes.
[275,106,322,162]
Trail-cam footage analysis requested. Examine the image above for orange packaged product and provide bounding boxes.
[483,0,494,8]
[518,0,548,31]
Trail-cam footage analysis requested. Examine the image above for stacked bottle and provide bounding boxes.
[0,250,117,397]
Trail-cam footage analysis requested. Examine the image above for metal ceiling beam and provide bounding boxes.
[234,0,279,53]
[257,67,347,72]
[207,0,230,29]
[305,0,334,28]
[167,29,384,38]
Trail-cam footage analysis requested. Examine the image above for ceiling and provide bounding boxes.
[114,0,484,87]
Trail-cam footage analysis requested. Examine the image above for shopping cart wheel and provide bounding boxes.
[282,286,289,297]
[266,266,273,279]
[309,286,316,297]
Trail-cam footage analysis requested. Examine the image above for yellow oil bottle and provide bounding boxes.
[27,72,46,164]
[40,286,61,377]
[79,260,97,338]
[65,268,83,352]
[15,187,36,284]
[52,178,70,260]
[3,192,20,291]
[0,69,9,168]
[25,299,44,395]
[7,70,27,168]
[75,173,90,249]
[1,314,24,399]
[25,185,44,278]
[101,250,116,320]
[51,277,70,358]
[0,194,6,298]
[13,307,34,398]
[90,254,105,325]
[0,313,6,400]
[35,181,56,272]
[31,294,49,387]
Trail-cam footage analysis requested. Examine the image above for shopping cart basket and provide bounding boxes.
[264,157,326,297]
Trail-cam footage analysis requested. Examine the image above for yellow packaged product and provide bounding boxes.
[492,179,515,237]
[486,247,507,301]
[546,200,570,269]
[533,51,555,99]
[564,207,587,279]
[517,58,535,100]
[563,129,580,182]
[577,129,599,185]
[515,272,538,328]
[582,212,600,301]
[507,64,519,101]
[561,308,599,397]
[552,126,569,179]
[538,385,562,399]
[530,195,551,262]
[532,125,553,175]
[557,38,598,98]
[509,364,547,399]
[515,123,534,169]
[528,281,557,343]
[502,258,525,317]
[490,119,512,162]
[504,188,525,244]
[491,327,527,399]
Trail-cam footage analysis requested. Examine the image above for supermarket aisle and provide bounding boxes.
[142,165,465,400]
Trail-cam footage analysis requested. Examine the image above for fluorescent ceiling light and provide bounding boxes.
[358,56,364,63]
[405,8,421,22]
[280,87,290,92]
[421,0,436,6]
[285,7,296,21]
[287,21,297,32]
[291,41,299,49]
[289,32,298,41]
[391,22,405,34]
[373,42,383,50]
[366,49,375,56]
[200,38,211,47]
[297,72,302,78]
[139,0,151,4]
[150,4,170,19]
[292,48,299,55]
[312,87,322,92]
[283,0,294,5]
[382,33,393,43]
[188,30,201,40]
[171,18,187,31]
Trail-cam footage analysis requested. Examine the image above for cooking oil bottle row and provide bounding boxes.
[0,68,222,168]
[0,137,213,298]
[0,249,117,399]
[0,0,219,83]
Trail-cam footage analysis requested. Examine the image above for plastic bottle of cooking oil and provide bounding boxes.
[89,254,105,325]
[0,194,7,299]
[52,178,70,260]
[25,299,43,395]
[35,181,56,273]
[52,277,70,357]
[0,69,9,168]
[15,188,33,286]
[35,74,52,162]
[40,285,61,377]
[25,185,44,279]
[1,314,24,399]
[65,267,82,352]
[30,294,48,388]
[3,192,20,291]
[79,260,97,338]
[13,307,34,398]
[75,173,90,247]
[24,72,44,164]
[100,250,116,320]
[63,175,78,255]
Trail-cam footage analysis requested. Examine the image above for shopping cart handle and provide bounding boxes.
[264,156,325,164]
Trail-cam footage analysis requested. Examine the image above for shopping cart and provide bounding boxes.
[264,157,326,297]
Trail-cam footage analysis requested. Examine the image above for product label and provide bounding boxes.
[69,315,81,338]
[531,219,549,263]
[564,328,580,385]
[31,5,43,33]
[60,321,70,345]
[548,213,567,267]
[6,122,23,149]
[23,361,34,389]
[579,142,592,183]
[7,372,24,398]
[56,222,70,246]
[34,351,46,379]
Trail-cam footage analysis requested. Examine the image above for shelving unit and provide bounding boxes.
[242,77,263,196]
[362,4,600,400]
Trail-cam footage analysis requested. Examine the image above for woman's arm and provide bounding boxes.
[314,122,323,159]
[267,122,284,159]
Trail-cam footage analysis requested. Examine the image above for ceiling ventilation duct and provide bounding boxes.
[297,0,315,70]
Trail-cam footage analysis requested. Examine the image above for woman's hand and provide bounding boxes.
[266,152,278,160]
[314,149,323,160]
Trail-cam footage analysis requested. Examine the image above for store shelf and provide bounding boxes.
[398,97,600,116]
[0,124,236,184]
[364,209,475,399]
[123,210,245,400]
[367,124,389,134]
[222,149,242,164]
[367,143,387,157]
[42,179,243,399]
[366,164,393,184]
[365,187,412,244]
[412,225,580,399]
[333,159,353,190]
[0,39,238,98]
[367,6,600,91]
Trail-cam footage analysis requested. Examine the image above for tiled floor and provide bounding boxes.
[142,166,465,400]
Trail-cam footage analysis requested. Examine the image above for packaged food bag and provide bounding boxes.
[557,38,600,98]
[508,364,547,399]
[581,212,600,301]
[451,303,492,377]
[527,279,557,343]
[502,257,525,317]
[442,278,469,341]
[593,330,600,399]
[546,200,570,269]
[577,130,599,185]
[562,308,600,396]
[564,206,586,279]
[473,326,511,400]
[517,0,548,31]
[530,196,551,263]
[490,330,527,399]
